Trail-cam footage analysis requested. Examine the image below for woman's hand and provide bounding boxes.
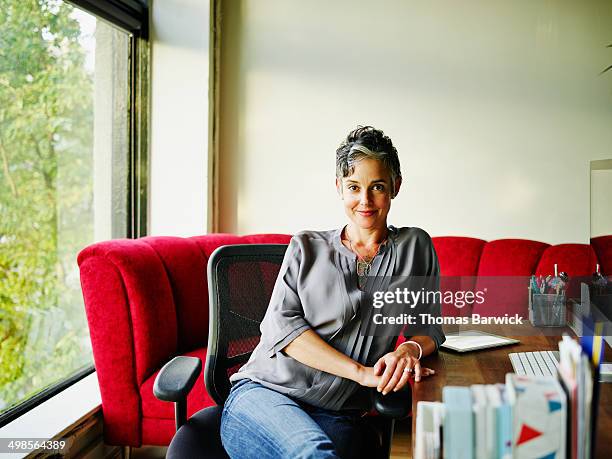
[373,345,435,395]
[356,365,382,388]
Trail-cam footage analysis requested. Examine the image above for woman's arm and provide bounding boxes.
[282,329,381,387]
[372,230,443,394]
[262,237,382,386]
[284,330,436,392]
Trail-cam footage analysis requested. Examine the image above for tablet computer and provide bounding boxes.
[440,330,519,353]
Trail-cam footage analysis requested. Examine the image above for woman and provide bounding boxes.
[220,126,445,459]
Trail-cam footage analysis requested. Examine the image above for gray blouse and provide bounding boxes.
[229,226,445,411]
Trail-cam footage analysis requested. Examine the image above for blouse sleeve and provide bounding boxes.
[260,236,311,357]
[404,232,446,350]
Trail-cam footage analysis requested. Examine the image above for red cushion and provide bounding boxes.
[79,255,142,445]
[190,233,291,259]
[591,236,612,276]
[535,244,598,278]
[535,244,599,300]
[433,237,487,317]
[79,239,179,385]
[140,348,214,420]
[140,237,209,353]
[477,239,550,276]
[432,237,486,276]
[474,239,549,317]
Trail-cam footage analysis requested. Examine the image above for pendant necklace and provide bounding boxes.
[346,230,386,289]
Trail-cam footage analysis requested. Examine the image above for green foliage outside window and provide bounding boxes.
[0,0,95,413]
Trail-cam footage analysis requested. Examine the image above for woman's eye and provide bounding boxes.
[348,185,358,191]
[372,184,385,191]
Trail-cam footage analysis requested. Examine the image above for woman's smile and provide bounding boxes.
[356,210,376,217]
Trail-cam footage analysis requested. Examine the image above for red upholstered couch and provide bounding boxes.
[77,233,612,446]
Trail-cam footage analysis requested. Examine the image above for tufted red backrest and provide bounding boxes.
[432,236,486,276]
[432,237,486,317]
[591,236,612,276]
[78,239,179,386]
[138,237,209,353]
[78,233,292,382]
[534,243,599,299]
[535,244,598,278]
[473,239,550,317]
[476,239,550,276]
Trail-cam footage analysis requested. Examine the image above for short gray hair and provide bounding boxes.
[335,126,402,194]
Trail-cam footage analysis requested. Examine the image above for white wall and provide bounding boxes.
[149,0,210,236]
[218,0,612,244]
[592,168,612,237]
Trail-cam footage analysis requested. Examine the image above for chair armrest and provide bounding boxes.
[154,356,202,401]
[372,386,412,419]
[153,356,202,431]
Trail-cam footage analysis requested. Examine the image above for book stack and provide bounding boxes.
[415,377,567,459]
[557,335,601,459]
[415,335,603,459]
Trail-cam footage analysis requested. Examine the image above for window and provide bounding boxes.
[0,0,148,423]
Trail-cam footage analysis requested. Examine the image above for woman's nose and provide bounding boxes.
[359,191,371,205]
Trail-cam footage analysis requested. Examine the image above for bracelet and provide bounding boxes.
[399,340,423,360]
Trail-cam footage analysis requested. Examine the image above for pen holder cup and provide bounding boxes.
[529,293,566,327]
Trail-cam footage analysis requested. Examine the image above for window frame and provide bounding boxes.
[70,0,150,239]
[0,0,149,428]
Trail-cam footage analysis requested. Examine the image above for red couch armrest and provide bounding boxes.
[78,240,180,446]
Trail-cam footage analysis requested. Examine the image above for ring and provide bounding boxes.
[403,367,411,373]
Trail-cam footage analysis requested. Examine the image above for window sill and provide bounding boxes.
[0,373,101,458]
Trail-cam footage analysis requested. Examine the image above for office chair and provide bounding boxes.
[154,244,411,459]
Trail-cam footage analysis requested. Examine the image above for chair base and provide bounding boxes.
[167,406,228,459]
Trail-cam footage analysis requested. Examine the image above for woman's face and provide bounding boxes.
[336,158,401,231]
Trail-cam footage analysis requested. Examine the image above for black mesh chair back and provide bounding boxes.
[204,244,287,405]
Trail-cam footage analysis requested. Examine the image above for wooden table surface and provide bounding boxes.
[411,327,611,456]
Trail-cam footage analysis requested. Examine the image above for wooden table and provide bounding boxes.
[411,327,611,456]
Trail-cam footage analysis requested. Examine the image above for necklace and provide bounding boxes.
[345,229,387,288]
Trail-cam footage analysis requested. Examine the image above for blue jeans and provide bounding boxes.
[220,379,367,459]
